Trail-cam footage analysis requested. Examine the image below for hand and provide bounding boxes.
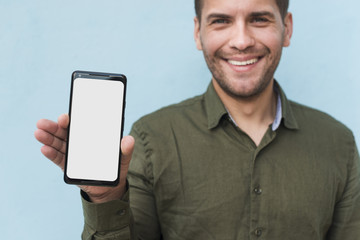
[34,114,135,203]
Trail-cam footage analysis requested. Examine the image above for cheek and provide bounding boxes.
[257,28,285,50]
[256,32,284,56]
[201,31,228,55]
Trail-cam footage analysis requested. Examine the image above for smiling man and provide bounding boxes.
[194,0,293,146]
[35,0,360,239]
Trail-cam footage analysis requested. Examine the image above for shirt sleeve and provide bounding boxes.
[126,121,162,239]
[81,189,134,240]
[81,120,162,240]
[326,140,360,239]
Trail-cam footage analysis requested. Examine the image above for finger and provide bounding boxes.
[35,129,67,153]
[36,118,68,141]
[40,145,65,170]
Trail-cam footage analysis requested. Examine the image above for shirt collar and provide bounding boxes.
[204,82,228,129]
[204,80,299,130]
[274,80,299,130]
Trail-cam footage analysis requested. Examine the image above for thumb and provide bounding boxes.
[58,114,69,129]
[120,135,135,168]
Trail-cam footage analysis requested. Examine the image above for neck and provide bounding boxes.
[213,79,277,146]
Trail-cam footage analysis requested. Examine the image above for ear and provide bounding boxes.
[194,17,202,50]
[282,12,293,47]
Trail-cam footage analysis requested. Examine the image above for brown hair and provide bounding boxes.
[195,0,289,22]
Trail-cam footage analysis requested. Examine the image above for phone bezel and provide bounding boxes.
[64,70,127,186]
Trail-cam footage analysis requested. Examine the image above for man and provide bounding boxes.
[35,0,360,239]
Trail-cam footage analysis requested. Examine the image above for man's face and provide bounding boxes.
[194,0,293,99]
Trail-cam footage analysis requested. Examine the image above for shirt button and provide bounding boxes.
[254,228,263,237]
[117,209,126,216]
[254,186,262,195]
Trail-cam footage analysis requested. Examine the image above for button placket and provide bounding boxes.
[250,149,267,240]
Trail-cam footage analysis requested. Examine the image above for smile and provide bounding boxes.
[227,58,259,66]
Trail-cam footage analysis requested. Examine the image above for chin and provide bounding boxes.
[217,77,272,99]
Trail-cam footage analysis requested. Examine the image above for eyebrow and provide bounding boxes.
[205,11,276,23]
[250,11,276,19]
[206,13,231,23]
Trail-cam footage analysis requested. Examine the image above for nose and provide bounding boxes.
[228,22,255,51]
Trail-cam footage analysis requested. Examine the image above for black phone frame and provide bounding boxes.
[64,70,127,186]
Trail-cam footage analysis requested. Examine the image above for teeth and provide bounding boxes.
[228,58,259,66]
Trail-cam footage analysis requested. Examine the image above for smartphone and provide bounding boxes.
[64,71,127,186]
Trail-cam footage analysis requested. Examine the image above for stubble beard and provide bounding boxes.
[202,46,282,100]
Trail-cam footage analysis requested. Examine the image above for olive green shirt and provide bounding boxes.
[82,82,360,240]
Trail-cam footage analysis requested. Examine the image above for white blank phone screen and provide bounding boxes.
[66,77,124,181]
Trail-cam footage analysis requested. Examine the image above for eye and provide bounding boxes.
[251,17,269,24]
[211,18,230,24]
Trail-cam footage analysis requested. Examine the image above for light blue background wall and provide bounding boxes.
[1,0,359,239]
